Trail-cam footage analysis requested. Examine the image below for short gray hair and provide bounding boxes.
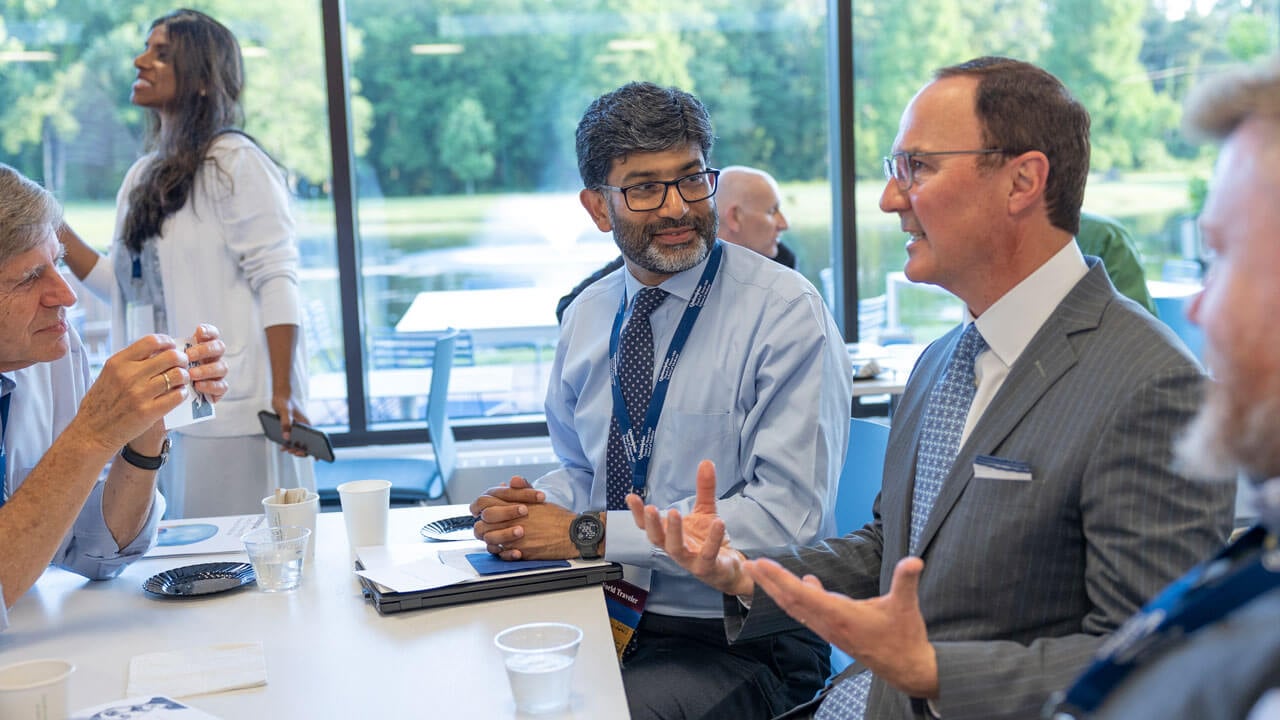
[575,81,715,189]
[1184,56,1280,142]
[0,164,62,266]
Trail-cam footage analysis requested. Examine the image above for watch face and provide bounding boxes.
[571,515,603,544]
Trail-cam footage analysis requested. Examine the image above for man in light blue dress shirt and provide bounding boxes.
[471,82,851,719]
[0,164,229,630]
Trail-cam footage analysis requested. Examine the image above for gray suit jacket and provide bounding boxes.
[727,262,1236,720]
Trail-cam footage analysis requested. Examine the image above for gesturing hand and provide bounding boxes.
[745,556,939,699]
[624,460,754,598]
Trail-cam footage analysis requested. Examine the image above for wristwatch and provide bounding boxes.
[120,436,171,471]
[569,511,605,560]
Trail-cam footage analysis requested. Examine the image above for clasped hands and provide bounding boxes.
[469,477,578,560]
[625,459,941,699]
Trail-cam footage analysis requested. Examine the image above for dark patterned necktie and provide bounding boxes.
[816,323,986,720]
[605,287,668,510]
[0,377,12,508]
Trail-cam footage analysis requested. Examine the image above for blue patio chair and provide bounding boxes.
[831,417,891,673]
[834,418,890,536]
[316,330,460,508]
[1153,293,1205,362]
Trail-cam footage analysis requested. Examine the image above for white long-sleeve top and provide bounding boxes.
[83,133,306,436]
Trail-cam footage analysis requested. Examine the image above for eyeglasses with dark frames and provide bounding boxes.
[883,149,1012,191]
[598,169,720,212]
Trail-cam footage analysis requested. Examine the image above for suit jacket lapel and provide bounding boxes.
[912,262,1113,558]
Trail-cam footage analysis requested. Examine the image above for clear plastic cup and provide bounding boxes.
[262,490,320,561]
[494,622,582,714]
[242,526,311,592]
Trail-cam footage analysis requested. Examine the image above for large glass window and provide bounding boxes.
[852,0,1279,346]
[0,0,340,415]
[342,1,832,431]
[0,0,831,444]
[12,1,1265,443]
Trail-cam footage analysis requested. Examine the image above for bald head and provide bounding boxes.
[716,166,788,258]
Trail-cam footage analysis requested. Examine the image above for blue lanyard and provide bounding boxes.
[608,240,723,499]
[1046,525,1280,718]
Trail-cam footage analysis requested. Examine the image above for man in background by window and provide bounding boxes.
[627,57,1234,720]
[0,164,229,627]
[472,82,851,719]
[712,165,796,269]
[1049,56,1280,720]
[555,164,798,323]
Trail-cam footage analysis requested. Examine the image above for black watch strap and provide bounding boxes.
[120,436,170,471]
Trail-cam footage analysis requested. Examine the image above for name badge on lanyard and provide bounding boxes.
[127,253,157,339]
[608,240,724,500]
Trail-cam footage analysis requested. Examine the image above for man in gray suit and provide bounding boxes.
[628,56,1235,719]
[1048,57,1280,720]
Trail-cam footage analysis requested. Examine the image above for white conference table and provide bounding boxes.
[850,374,908,399]
[395,287,563,349]
[4,506,629,719]
[849,343,921,417]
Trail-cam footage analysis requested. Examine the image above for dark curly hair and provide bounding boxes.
[575,81,715,189]
[122,9,249,253]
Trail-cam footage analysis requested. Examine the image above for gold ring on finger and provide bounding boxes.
[163,371,172,393]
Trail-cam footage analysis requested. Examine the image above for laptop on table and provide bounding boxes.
[356,541,622,615]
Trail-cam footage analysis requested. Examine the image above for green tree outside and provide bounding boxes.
[438,97,496,194]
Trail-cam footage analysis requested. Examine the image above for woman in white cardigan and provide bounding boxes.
[61,9,312,517]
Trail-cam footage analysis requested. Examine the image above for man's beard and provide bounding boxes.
[609,204,717,277]
[1175,364,1280,482]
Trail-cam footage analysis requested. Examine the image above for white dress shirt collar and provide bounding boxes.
[968,240,1089,369]
[957,241,1089,444]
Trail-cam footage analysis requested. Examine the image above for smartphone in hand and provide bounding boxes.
[258,411,336,462]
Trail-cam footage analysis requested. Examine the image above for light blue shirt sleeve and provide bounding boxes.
[54,479,164,580]
[2,330,163,632]
[541,243,851,617]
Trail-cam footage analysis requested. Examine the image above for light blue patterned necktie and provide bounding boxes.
[815,324,986,720]
[909,323,987,553]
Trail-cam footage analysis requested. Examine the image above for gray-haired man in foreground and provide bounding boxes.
[0,163,228,628]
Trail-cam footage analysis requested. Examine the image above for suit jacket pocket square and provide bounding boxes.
[972,454,1033,481]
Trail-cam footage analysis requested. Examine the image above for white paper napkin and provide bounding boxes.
[127,642,267,698]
